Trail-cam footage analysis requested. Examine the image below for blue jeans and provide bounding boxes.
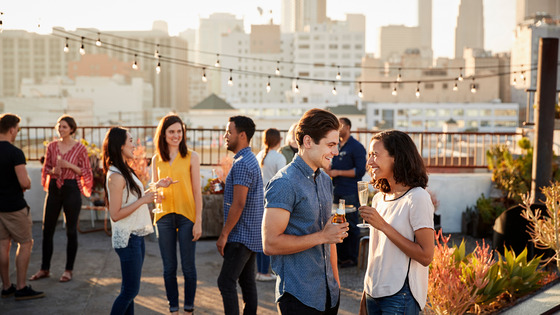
[157,213,197,312]
[334,192,360,263]
[256,252,270,274]
[365,281,420,315]
[111,234,145,315]
[217,242,257,315]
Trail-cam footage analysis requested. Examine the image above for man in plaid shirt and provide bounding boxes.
[217,116,264,315]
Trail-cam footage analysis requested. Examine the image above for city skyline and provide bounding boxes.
[2,0,515,59]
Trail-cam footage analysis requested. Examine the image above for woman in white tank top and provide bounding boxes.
[102,127,171,315]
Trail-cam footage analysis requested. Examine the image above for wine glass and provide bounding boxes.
[357,181,370,228]
[149,183,163,214]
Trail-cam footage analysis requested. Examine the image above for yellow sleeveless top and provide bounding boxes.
[154,150,196,223]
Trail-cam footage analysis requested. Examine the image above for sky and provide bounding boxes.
[1,0,516,59]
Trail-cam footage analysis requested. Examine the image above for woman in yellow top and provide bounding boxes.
[151,114,202,315]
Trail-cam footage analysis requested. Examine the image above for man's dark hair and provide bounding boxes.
[0,113,21,133]
[339,117,352,129]
[295,108,340,145]
[229,116,256,142]
[370,130,428,193]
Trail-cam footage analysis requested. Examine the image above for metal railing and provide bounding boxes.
[16,126,521,169]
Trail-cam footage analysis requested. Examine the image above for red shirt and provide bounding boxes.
[41,141,93,197]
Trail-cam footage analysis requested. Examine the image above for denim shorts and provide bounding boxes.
[365,281,420,315]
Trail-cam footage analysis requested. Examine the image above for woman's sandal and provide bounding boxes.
[59,270,72,283]
[29,270,50,281]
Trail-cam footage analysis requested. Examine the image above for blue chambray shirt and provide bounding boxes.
[223,146,264,253]
[265,155,339,311]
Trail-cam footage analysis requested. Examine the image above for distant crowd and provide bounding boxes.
[0,109,434,315]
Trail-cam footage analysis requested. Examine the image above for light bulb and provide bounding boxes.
[202,68,207,82]
[215,54,221,68]
[79,37,85,55]
[336,67,341,80]
[64,38,69,53]
[96,33,101,47]
[294,78,299,94]
[156,62,161,74]
[453,82,458,91]
[266,82,271,93]
[332,86,337,95]
[457,68,464,81]
[470,84,477,93]
[132,55,138,70]
[415,82,420,98]
[228,77,233,86]
[154,44,160,58]
[275,61,280,76]
[513,77,517,85]
[397,68,402,82]
[358,89,363,98]
[392,87,397,96]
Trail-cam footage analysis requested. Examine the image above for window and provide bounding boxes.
[409,109,422,116]
[494,109,517,116]
[329,44,338,49]
[397,109,408,116]
[299,44,310,49]
[438,109,450,116]
[453,109,464,116]
[442,83,448,89]
[381,82,390,89]
[425,83,434,89]
[425,109,437,117]
[466,109,478,116]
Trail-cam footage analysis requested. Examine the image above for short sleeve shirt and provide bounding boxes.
[265,155,339,311]
[364,187,434,309]
[0,141,29,212]
[223,146,264,253]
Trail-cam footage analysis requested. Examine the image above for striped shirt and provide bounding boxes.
[41,141,93,197]
[223,146,264,253]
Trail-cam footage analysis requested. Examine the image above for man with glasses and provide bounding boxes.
[0,113,45,300]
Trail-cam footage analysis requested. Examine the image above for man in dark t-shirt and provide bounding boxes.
[0,113,44,300]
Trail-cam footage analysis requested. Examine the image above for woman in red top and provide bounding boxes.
[29,115,93,283]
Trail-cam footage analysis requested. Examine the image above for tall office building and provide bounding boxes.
[379,0,432,61]
[454,0,484,59]
[281,0,327,33]
[516,0,560,24]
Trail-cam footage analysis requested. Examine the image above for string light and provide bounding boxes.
[457,67,464,81]
[215,54,221,68]
[453,80,458,91]
[470,77,477,93]
[132,54,138,70]
[415,82,420,98]
[0,12,3,33]
[96,33,102,47]
[332,82,337,95]
[266,76,271,93]
[336,66,341,80]
[513,76,517,85]
[156,61,161,74]
[358,82,363,98]
[79,37,85,56]
[64,37,69,53]
[201,67,207,82]
[154,44,160,59]
[392,84,398,96]
[227,69,233,86]
[294,78,299,94]
[396,68,402,82]
[275,61,280,76]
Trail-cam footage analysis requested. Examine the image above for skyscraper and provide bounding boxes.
[516,0,560,24]
[418,0,432,52]
[455,0,484,59]
[281,0,327,33]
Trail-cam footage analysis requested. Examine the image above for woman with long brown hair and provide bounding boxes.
[152,114,202,315]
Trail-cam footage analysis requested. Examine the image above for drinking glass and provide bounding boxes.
[357,181,370,228]
[149,183,163,214]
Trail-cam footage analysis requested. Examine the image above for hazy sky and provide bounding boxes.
[2,0,515,59]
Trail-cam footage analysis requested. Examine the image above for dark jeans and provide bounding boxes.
[365,281,420,315]
[41,179,82,271]
[256,252,270,274]
[157,213,197,312]
[217,242,257,315]
[111,234,145,315]
[277,291,340,314]
[334,192,360,263]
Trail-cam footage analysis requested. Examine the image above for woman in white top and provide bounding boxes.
[255,128,286,281]
[359,130,434,314]
[102,127,171,315]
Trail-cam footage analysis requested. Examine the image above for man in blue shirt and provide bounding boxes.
[326,117,367,268]
[217,115,264,315]
[263,108,349,314]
